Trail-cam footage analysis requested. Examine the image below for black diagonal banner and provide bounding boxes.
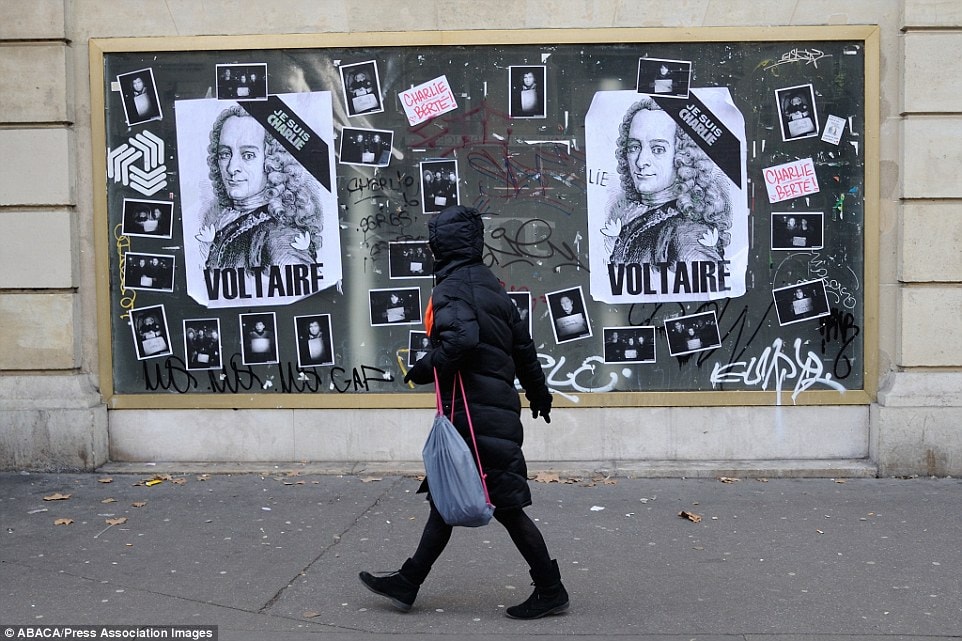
[240,96,332,193]
[652,93,742,187]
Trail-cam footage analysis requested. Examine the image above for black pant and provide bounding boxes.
[406,501,553,584]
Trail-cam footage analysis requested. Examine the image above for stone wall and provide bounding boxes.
[0,0,958,475]
[0,1,108,470]
[870,0,962,476]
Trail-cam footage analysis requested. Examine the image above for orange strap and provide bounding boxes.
[424,295,434,337]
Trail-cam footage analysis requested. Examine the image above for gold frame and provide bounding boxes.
[90,26,880,410]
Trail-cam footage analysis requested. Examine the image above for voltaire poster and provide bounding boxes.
[586,88,748,304]
[175,91,341,309]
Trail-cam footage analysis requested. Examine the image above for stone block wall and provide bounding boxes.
[0,0,959,475]
[0,0,107,470]
[870,1,962,476]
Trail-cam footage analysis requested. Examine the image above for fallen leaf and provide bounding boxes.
[679,511,703,523]
[43,493,71,501]
[98,477,113,484]
[137,474,172,486]
[101,498,117,504]
[718,477,740,484]
[532,471,560,484]
[302,611,320,619]
[54,518,74,526]
[196,474,210,481]
[131,501,147,508]
[172,478,187,485]
[834,479,847,484]
[105,517,128,526]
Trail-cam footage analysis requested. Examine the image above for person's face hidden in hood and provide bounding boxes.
[428,206,485,270]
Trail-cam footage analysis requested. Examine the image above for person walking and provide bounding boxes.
[358,205,568,619]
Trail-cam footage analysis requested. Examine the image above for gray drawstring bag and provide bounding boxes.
[422,371,494,527]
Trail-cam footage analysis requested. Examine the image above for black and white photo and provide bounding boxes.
[121,198,174,238]
[604,326,656,364]
[339,127,393,167]
[775,83,819,141]
[129,304,172,360]
[419,160,460,213]
[771,212,824,250]
[822,114,846,145]
[546,286,592,343]
[117,68,162,126]
[239,312,278,365]
[340,60,383,117]
[664,311,722,357]
[389,240,434,279]
[636,58,692,99]
[508,65,546,118]
[123,252,175,292]
[215,63,268,101]
[408,330,430,367]
[369,287,422,326]
[507,291,532,340]
[294,314,334,368]
[773,279,831,326]
[183,318,222,370]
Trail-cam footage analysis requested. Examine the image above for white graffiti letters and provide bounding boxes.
[709,338,845,404]
[540,354,616,395]
[763,48,830,71]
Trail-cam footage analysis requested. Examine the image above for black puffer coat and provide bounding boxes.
[406,206,552,510]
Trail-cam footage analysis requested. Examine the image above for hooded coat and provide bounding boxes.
[406,206,551,510]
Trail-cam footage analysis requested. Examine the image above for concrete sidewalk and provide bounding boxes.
[1,469,959,641]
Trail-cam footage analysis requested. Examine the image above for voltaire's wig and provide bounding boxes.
[207,106,323,239]
[614,98,732,245]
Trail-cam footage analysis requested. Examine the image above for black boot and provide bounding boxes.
[505,559,570,619]
[358,558,426,612]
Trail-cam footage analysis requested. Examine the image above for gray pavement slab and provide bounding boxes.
[1,471,960,641]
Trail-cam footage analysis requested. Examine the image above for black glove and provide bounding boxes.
[530,391,552,424]
[404,357,432,385]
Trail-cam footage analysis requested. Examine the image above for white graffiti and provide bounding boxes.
[537,353,617,397]
[709,337,846,404]
[107,130,167,196]
[763,48,831,71]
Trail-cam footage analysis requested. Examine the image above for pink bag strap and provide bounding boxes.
[456,372,492,506]
[433,368,492,506]
[433,368,459,420]
[433,368,444,414]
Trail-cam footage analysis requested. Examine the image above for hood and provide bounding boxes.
[428,205,484,280]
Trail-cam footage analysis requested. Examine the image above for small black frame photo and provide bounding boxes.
[546,286,592,344]
[603,326,656,364]
[664,311,722,357]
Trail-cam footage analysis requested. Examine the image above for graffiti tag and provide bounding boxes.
[709,337,846,404]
